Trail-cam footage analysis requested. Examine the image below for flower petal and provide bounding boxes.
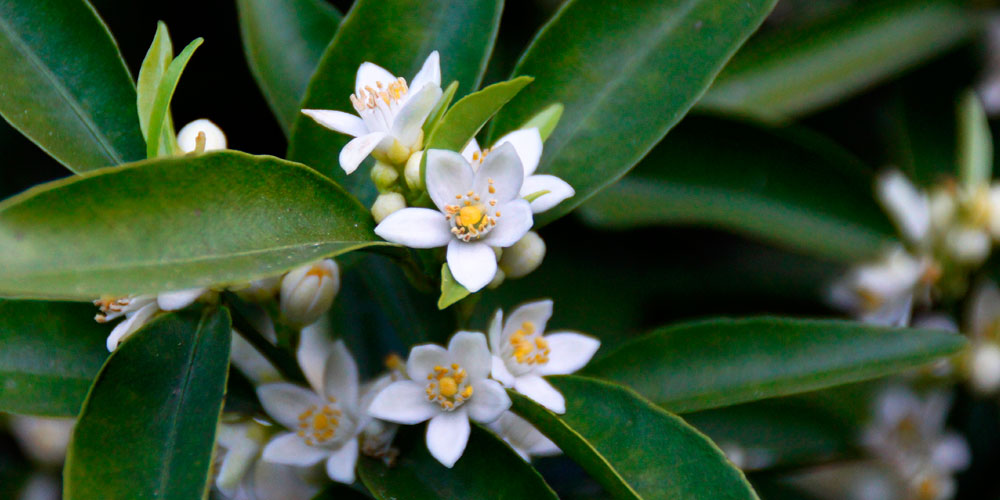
[323,341,359,406]
[466,379,511,423]
[256,383,324,430]
[491,356,516,387]
[374,208,452,248]
[448,331,492,380]
[297,322,335,395]
[461,138,482,164]
[106,302,158,351]
[156,288,205,310]
[475,143,523,204]
[494,128,542,176]
[391,84,442,147]
[426,409,470,468]
[488,308,504,354]
[969,281,1000,339]
[876,170,930,246]
[301,109,368,138]
[501,299,553,344]
[426,149,475,211]
[407,344,450,380]
[368,380,439,424]
[447,240,497,293]
[410,51,441,92]
[537,332,601,376]
[481,199,533,247]
[262,432,329,467]
[325,438,359,484]
[521,174,575,213]
[513,375,565,414]
[355,62,396,95]
[340,131,387,174]
[231,334,280,385]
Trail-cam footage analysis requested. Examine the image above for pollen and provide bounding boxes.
[296,401,342,446]
[509,323,551,367]
[425,363,474,410]
[350,76,409,114]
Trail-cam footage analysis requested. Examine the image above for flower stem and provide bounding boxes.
[222,291,307,385]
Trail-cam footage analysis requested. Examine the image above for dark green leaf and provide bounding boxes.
[578,116,896,262]
[699,0,980,122]
[0,0,145,172]
[0,300,108,416]
[137,22,179,157]
[236,0,341,135]
[511,376,758,500]
[145,37,202,159]
[64,308,231,500]
[0,151,382,299]
[489,0,777,225]
[426,76,532,152]
[583,317,965,414]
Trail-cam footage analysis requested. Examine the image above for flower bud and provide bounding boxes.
[234,276,282,303]
[371,192,407,223]
[404,151,424,190]
[177,119,227,153]
[499,231,546,279]
[280,259,340,327]
[944,225,991,265]
[371,161,399,191]
[969,343,1000,393]
[488,268,506,289]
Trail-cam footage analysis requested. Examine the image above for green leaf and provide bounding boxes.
[0,151,382,299]
[0,300,109,416]
[578,116,896,262]
[438,264,470,310]
[357,425,558,500]
[426,76,533,152]
[583,317,966,414]
[287,0,503,200]
[957,90,993,191]
[519,103,563,142]
[489,0,777,226]
[0,0,145,172]
[137,22,179,157]
[511,376,759,500]
[145,37,202,159]
[699,0,981,122]
[236,0,341,136]
[64,307,231,500]
[422,81,459,138]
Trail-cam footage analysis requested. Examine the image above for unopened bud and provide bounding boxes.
[499,232,546,279]
[372,192,407,223]
[945,225,991,265]
[404,151,424,190]
[387,138,412,165]
[371,161,399,191]
[177,119,227,153]
[970,343,1000,393]
[488,268,506,289]
[280,259,340,327]
[234,276,282,303]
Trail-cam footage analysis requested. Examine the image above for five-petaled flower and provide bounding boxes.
[367,332,511,467]
[489,299,600,413]
[374,145,533,292]
[302,51,442,174]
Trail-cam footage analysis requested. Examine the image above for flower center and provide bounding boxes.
[350,77,409,115]
[425,364,474,411]
[470,147,492,170]
[509,322,550,366]
[296,398,342,446]
[444,179,502,242]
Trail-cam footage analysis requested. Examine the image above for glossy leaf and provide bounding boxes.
[136,22,179,157]
[438,264,470,310]
[357,425,558,500]
[236,0,341,135]
[0,0,145,172]
[519,103,563,142]
[578,116,896,262]
[957,90,992,191]
[489,0,777,225]
[511,376,759,499]
[64,308,231,500]
[583,317,965,414]
[699,0,980,122]
[422,81,459,138]
[145,37,202,159]
[0,151,381,299]
[287,0,503,200]
[426,76,533,152]
[0,300,109,416]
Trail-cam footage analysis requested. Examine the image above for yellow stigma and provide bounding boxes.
[295,402,341,446]
[425,363,473,410]
[458,206,484,228]
[439,377,458,397]
[509,323,551,366]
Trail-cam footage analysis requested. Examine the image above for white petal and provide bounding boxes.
[106,302,158,351]
[262,432,329,467]
[156,288,204,310]
[501,300,553,344]
[514,375,565,413]
[177,119,227,152]
[426,409,470,468]
[537,332,601,376]
[355,62,396,96]
[461,138,482,164]
[368,380,439,424]
[325,438,359,484]
[340,131,387,174]
[876,170,930,245]
[466,379,511,422]
[475,143,523,204]
[426,149,475,211]
[446,240,497,293]
[297,322,335,395]
[968,281,1000,338]
[448,331,492,380]
[410,51,441,92]
[247,460,320,500]
[323,340,359,405]
[495,128,542,176]
[256,383,324,430]
[391,84,442,147]
[407,344,450,380]
[488,308,504,354]
[521,174,575,213]
[230,334,280,385]
[374,208,452,248]
[933,432,971,471]
[481,199,533,247]
[491,356,516,387]
[302,109,368,138]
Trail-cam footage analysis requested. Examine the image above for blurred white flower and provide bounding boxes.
[9,416,73,466]
[877,170,931,248]
[215,421,321,500]
[960,280,1000,394]
[95,288,206,351]
[488,411,559,461]
[828,247,935,326]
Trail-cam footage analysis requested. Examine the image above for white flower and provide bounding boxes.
[828,247,935,326]
[215,422,321,500]
[9,416,73,465]
[367,332,511,467]
[256,327,362,484]
[95,288,206,351]
[230,304,281,385]
[302,51,442,173]
[374,145,533,292]
[487,411,559,461]
[177,119,227,153]
[461,128,574,213]
[488,299,600,413]
[876,170,931,247]
[961,281,1000,393]
[279,259,340,328]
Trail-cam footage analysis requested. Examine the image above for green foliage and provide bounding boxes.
[957,90,993,191]
[438,264,470,310]
[144,37,202,159]
[425,76,533,153]
[137,22,180,157]
[518,103,563,142]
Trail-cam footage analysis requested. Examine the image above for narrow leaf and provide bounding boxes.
[519,103,563,142]
[145,37,202,159]
[136,22,179,157]
[426,76,533,152]
[422,81,459,138]
[957,90,993,191]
